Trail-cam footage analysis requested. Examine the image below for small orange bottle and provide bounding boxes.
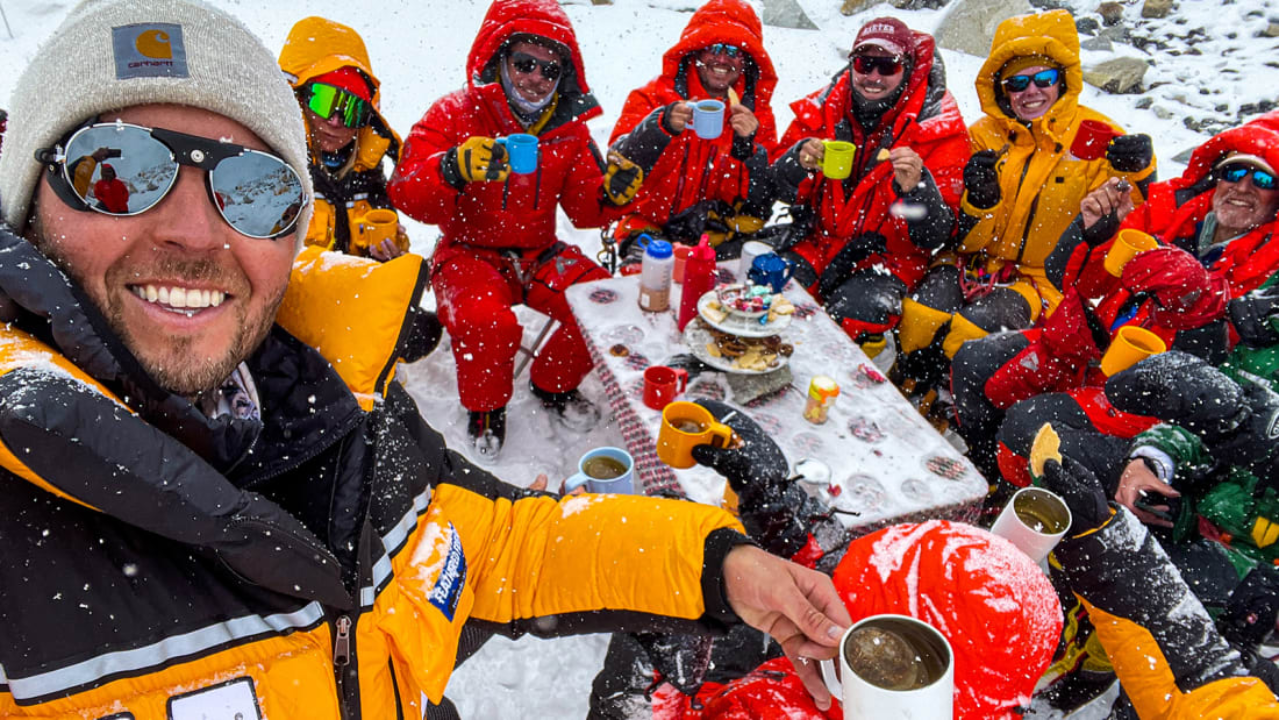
[803,375,840,424]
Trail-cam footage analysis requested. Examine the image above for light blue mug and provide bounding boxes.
[564,447,635,494]
[748,253,794,293]
[692,100,725,140]
[495,133,538,175]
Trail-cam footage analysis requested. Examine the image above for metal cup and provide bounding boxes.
[990,487,1072,565]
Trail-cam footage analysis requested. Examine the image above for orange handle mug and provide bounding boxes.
[1104,228,1158,277]
[1100,325,1167,377]
[656,401,735,469]
[356,208,399,254]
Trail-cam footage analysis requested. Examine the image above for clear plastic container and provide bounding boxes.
[637,234,673,312]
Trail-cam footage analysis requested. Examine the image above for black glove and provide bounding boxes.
[401,308,442,363]
[690,400,812,557]
[962,149,1001,209]
[1228,282,1279,347]
[816,232,887,300]
[1040,456,1111,536]
[1106,134,1153,173]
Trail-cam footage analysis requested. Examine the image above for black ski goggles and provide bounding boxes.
[1002,68,1061,93]
[1217,162,1277,190]
[303,82,371,129]
[36,121,307,239]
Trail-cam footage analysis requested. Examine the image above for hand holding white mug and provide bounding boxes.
[722,545,851,710]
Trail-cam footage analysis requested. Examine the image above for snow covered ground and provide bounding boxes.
[1,0,1274,717]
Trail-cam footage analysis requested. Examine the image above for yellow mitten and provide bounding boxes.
[604,151,644,206]
[447,136,510,184]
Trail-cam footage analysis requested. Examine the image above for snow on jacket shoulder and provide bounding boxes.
[1057,509,1279,719]
[960,9,1153,270]
[0,233,747,718]
[389,0,620,250]
[279,16,403,254]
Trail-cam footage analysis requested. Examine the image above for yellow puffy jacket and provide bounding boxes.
[960,10,1154,274]
[279,17,406,256]
[0,234,747,719]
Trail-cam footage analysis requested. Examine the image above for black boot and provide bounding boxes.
[530,382,601,432]
[467,407,506,458]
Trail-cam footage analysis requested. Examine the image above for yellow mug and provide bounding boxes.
[355,208,399,254]
[1104,228,1158,277]
[822,140,856,180]
[656,401,735,469]
[1100,325,1167,377]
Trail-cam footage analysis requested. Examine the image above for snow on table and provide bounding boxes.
[566,267,988,537]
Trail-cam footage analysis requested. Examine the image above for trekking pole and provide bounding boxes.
[0,2,12,40]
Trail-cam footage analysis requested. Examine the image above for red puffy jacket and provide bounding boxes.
[607,0,779,229]
[775,31,969,288]
[389,0,620,251]
[656,521,1062,720]
[1074,111,1278,301]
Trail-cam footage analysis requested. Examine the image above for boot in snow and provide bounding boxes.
[467,407,506,459]
[531,383,601,432]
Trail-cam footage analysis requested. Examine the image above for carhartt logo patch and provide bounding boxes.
[112,23,188,79]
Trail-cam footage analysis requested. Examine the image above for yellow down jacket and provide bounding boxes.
[0,234,746,719]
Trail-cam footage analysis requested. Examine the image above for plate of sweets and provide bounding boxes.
[697,284,794,338]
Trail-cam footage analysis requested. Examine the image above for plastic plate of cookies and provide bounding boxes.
[696,290,793,338]
[684,322,792,375]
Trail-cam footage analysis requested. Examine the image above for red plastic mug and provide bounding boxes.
[643,366,688,410]
[1071,119,1118,161]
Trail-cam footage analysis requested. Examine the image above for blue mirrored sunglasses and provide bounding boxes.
[706,43,742,58]
[1218,163,1277,190]
[1002,68,1061,93]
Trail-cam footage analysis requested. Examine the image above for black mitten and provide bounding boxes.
[816,232,886,300]
[1040,456,1111,536]
[690,400,811,556]
[1227,282,1279,348]
[1106,134,1153,173]
[1105,351,1244,435]
[963,149,1001,209]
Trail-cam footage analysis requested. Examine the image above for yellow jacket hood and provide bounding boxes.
[279,16,400,171]
[976,10,1083,143]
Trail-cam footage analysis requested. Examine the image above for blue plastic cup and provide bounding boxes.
[692,100,725,140]
[748,253,794,293]
[496,133,538,175]
[564,447,635,494]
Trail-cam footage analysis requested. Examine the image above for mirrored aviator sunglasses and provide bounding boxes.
[306,82,370,129]
[37,122,307,239]
[1218,163,1278,190]
[1003,68,1061,93]
[707,43,742,58]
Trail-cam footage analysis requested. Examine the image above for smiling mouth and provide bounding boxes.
[129,283,228,317]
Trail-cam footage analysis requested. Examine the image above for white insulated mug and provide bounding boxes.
[820,614,954,719]
[990,486,1072,566]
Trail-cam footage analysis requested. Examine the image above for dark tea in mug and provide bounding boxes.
[1013,491,1070,535]
[673,419,708,434]
[845,618,950,691]
[583,456,628,480]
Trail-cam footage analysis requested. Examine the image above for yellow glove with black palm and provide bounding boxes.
[441,136,510,188]
[603,151,644,207]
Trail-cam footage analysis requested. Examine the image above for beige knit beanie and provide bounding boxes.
[0,0,312,241]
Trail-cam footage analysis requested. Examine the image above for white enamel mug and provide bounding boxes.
[820,614,954,719]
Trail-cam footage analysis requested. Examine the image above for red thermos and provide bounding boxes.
[677,235,717,331]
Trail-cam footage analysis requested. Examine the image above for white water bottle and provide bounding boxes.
[638,234,674,312]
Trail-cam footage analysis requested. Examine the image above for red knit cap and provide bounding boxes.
[311,66,373,103]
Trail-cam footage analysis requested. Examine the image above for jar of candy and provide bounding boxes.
[803,375,840,424]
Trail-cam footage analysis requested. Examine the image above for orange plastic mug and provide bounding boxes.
[656,401,735,469]
[356,208,399,253]
[1104,228,1158,277]
[1100,325,1167,377]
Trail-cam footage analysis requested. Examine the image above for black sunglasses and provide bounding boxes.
[1217,162,1278,190]
[1002,68,1061,93]
[706,43,742,58]
[36,122,307,239]
[851,55,903,76]
[509,51,561,81]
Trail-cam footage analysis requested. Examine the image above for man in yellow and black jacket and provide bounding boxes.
[0,2,851,719]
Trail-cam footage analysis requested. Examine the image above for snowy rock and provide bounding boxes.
[1264,22,1279,38]
[1076,16,1101,35]
[1081,34,1114,51]
[934,0,1033,57]
[839,0,875,16]
[1098,1,1125,26]
[1082,56,1149,94]
[1141,0,1174,20]
[1153,105,1174,120]
[762,0,818,30]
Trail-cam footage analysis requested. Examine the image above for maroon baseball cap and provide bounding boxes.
[850,16,913,57]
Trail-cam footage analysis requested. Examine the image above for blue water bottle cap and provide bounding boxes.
[645,238,673,259]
